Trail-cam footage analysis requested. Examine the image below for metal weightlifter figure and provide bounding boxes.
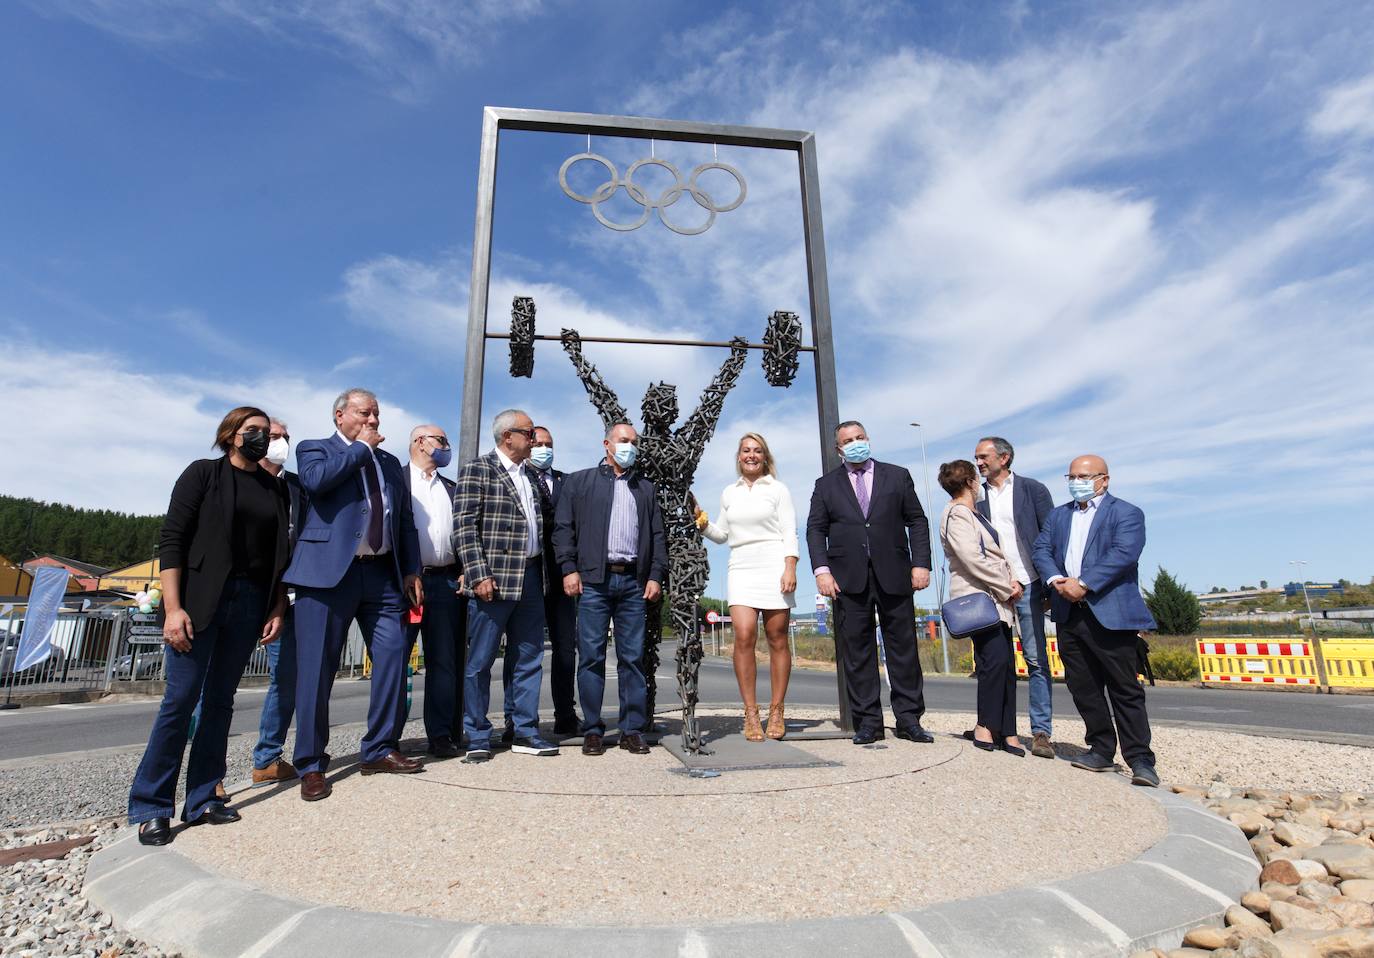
[560,329,748,753]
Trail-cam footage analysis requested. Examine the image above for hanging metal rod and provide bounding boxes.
[484,331,817,352]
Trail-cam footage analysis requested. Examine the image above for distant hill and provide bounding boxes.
[0,495,162,570]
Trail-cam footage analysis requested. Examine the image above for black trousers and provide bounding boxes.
[1058,604,1155,766]
[972,622,1016,737]
[834,565,925,731]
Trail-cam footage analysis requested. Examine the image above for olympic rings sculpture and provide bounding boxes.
[558,152,747,236]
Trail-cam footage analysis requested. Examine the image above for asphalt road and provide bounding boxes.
[2,656,1372,763]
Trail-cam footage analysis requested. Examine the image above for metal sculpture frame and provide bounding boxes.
[459,107,852,739]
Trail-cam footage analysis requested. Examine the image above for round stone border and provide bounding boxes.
[82,783,1258,957]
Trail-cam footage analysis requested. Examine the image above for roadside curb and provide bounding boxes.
[83,785,1257,957]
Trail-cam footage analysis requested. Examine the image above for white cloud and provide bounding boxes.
[1310,72,1374,142]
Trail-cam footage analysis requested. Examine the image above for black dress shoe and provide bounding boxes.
[1000,742,1027,757]
[582,732,606,756]
[961,729,977,741]
[1070,752,1117,772]
[971,738,996,752]
[138,818,173,846]
[427,737,462,758]
[852,727,886,745]
[500,724,515,746]
[894,725,935,744]
[1130,763,1161,787]
[188,803,241,826]
[553,717,581,737]
[618,732,650,754]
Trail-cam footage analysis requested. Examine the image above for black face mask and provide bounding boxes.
[239,428,270,462]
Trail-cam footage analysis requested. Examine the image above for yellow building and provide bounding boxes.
[0,553,34,597]
[100,557,161,593]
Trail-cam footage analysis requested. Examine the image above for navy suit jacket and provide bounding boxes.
[282,434,421,590]
[1030,492,1156,632]
[805,460,931,596]
[977,473,1054,591]
[532,466,568,590]
[553,463,668,589]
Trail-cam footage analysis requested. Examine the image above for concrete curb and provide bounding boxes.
[84,785,1257,957]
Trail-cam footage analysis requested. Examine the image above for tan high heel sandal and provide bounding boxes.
[766,704,786,740]
[743,705,764,742]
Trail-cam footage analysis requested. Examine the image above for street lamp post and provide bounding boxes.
[910,423,950,674]
[1289,560,1329,691]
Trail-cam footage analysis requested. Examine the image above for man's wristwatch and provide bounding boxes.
[1076,578,1089,592]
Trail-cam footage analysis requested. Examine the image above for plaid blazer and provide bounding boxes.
[453,450,544,601]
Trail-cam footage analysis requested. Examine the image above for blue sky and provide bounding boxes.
[2,0,1372,600]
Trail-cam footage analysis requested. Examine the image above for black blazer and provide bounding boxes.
[805,460,931,595]
[401,464,458,567]
[282,469,307,551]
[553,463,668,588]
[976,472,1054,591]
[160,457,290,631]
[532,467,568,591]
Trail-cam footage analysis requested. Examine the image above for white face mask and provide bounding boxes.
[265,437,289,466]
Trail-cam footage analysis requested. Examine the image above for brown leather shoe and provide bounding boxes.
[252,759,298,785]
[1031,733,1055,759]
[300,772,331,802]
[581,732,605,756]
[618,732,650,755]
[359,750,424,775]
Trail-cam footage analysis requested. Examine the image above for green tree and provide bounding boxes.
[1144,567,1202,635]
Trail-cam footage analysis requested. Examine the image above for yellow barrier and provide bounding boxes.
[1196,639,1319,686]
[1318,638,1374,690]
[1014,637,1065,679]
[359,644,422,680]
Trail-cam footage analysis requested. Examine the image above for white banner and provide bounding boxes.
[10,567,70,673]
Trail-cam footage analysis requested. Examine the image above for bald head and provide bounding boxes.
[409,423,450,472]
[1066,454,1110,505]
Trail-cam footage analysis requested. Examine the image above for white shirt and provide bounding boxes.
[701,474,800,557]
[986,472,1030,585]
[336,429,391,556]
[1063,494,1103,580]
[495,447,540,559]
[408,463,454,568]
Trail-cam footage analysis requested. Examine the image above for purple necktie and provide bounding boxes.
[366,461,384,551]
[852,467,869,517]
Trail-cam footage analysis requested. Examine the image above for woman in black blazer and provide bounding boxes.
[129,406,289,846]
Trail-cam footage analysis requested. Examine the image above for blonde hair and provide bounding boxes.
[735,432,777,478]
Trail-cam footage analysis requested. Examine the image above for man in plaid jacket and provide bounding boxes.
[453,408,557,761]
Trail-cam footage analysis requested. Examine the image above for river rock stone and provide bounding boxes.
[1271,927,1374,957]
[1234,813,1273,836]
[1244,891,1274,914]
[1277,822,1329,848]
[1298,880,1341,904]
[1228,904,1275,936]
[1264,860,1330,885]
[1269,900,1341,932]
[1323,897,1374,927]
[1184,925,1238,949]
[1304,845,1374,880]
[1341,880,1374,903]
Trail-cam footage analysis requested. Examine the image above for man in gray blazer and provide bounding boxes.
[975,437,1055,758]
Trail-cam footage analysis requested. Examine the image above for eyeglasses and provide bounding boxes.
[505,428,535,440]
[271,433,289,442]
[1064,473,1106,481]
[415,435,450,447]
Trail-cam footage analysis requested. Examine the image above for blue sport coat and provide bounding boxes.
[1030,491,1156,632]
[977,473,1053,593]
[282,434,421,590]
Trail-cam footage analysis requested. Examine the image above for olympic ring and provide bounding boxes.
[557,152,747,236]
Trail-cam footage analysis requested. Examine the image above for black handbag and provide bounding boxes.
[940,507,1004,637]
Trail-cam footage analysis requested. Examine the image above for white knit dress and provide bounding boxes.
[701,475,800,610]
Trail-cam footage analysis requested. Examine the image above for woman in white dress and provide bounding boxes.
[696,433,799,741]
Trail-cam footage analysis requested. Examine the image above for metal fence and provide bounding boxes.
[1,607,374,700]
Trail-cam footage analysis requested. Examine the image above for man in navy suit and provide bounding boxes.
[502,425,580,740]
[1031,454,1159,787]
[975,437,1056,758]
[806,420,934,745]
[284,388,424,801]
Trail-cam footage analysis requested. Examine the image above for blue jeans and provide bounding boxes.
[128,577,266,824]
[252,606,296,769]
[406,571,467,745]
[464,561,545,749]
[504,590,578,729]
[1014,587,1053,736]
[576,572,646,736]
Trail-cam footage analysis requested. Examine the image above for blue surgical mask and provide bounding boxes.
[1068,478,1098,502]
[430,446,452,468]
[612,442,638,468]
[840,439,871,464]
[528,446,554,470]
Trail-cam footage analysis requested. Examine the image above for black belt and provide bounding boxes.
[421,564,459,576]
[527,555,542,565]
[354,553,389,564]
[607,561,635,574]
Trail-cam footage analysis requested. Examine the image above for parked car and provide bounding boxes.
[1,639,67,684]
[113,648,164,681]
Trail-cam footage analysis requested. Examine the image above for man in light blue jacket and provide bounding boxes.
[1032,454,1158,787]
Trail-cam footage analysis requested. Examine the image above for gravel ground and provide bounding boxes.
[1,823,177,958]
